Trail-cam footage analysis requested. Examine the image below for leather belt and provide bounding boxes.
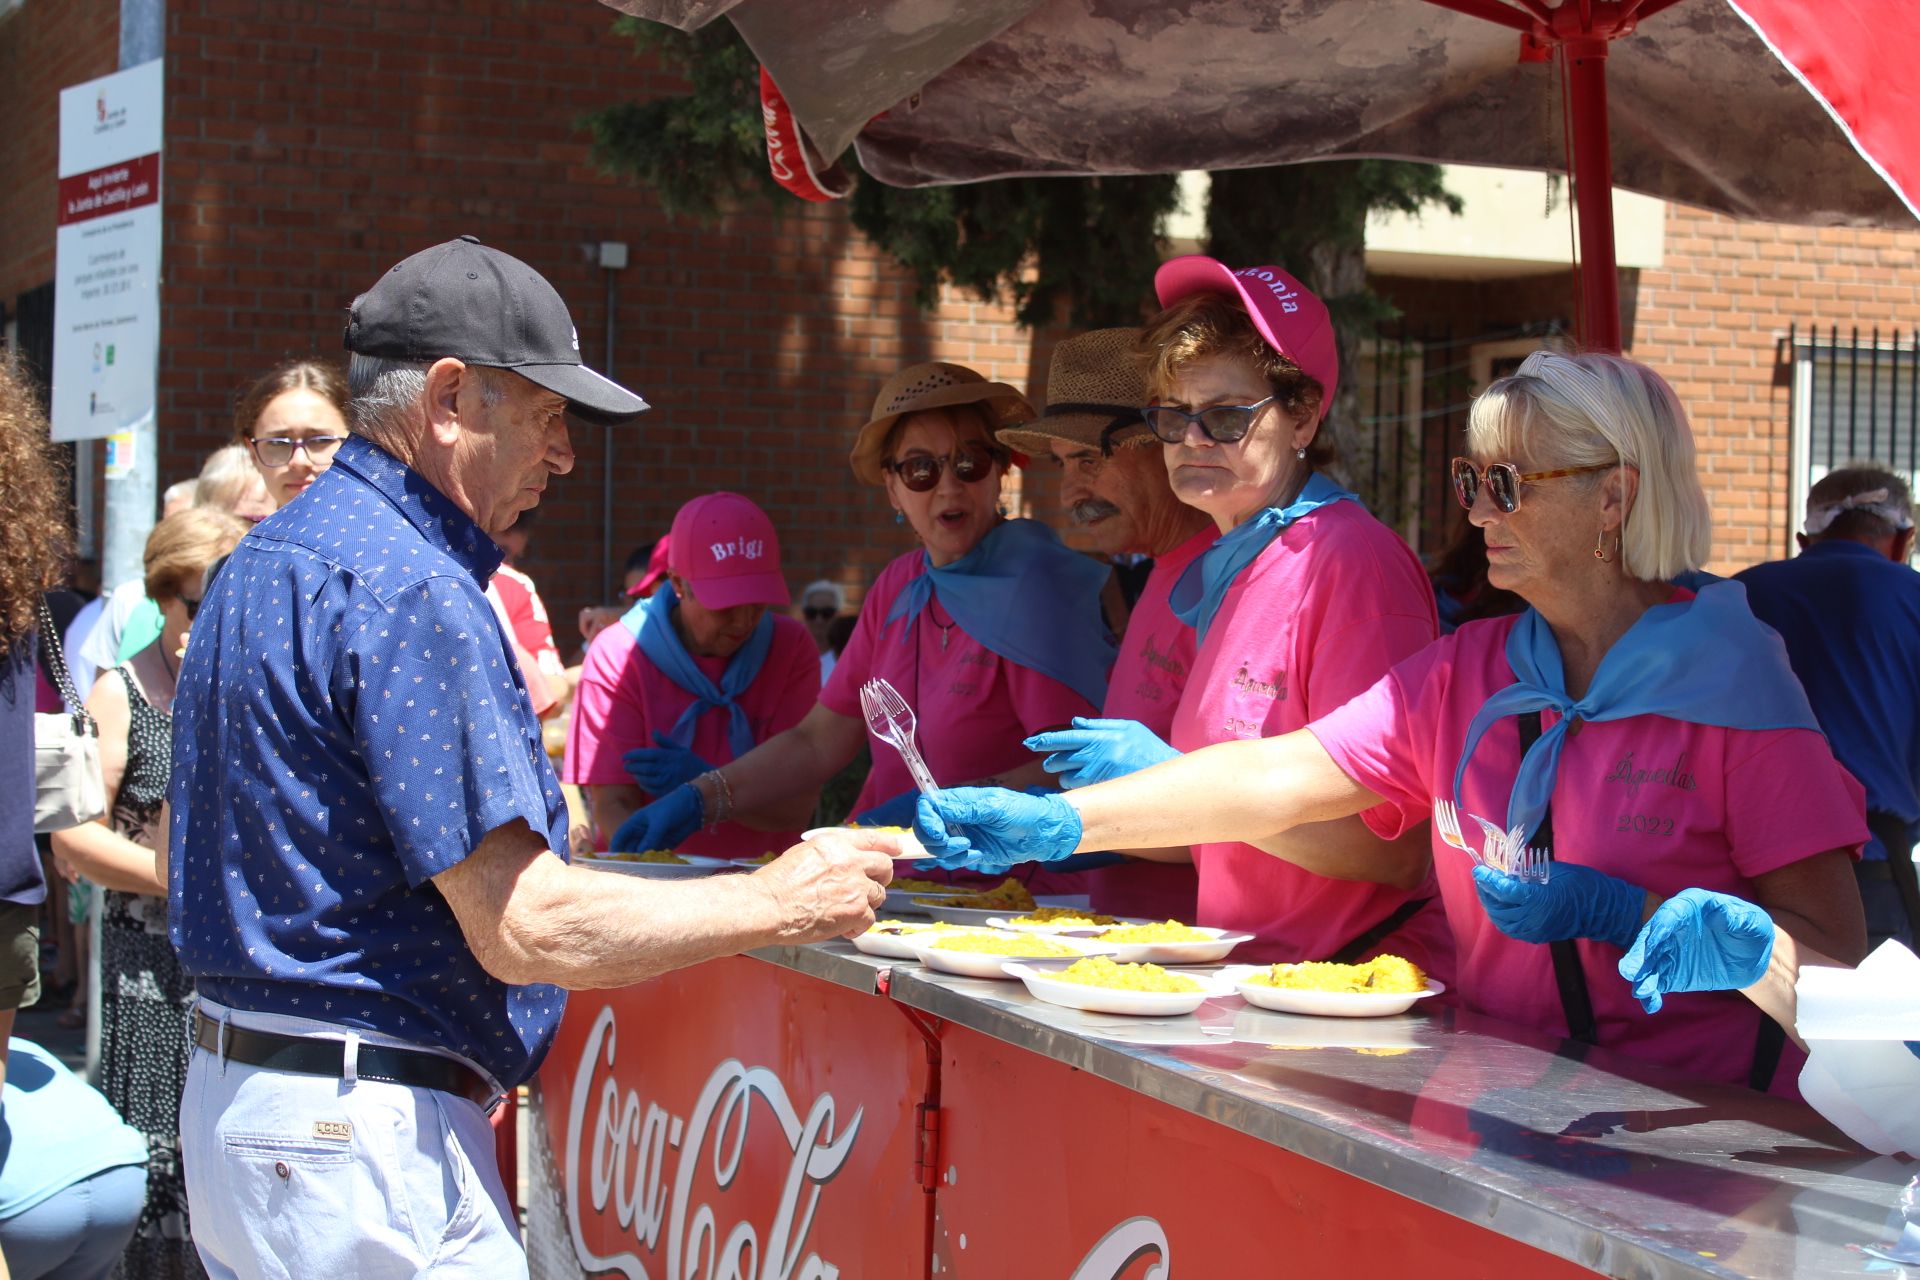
[191,1010,498,1110]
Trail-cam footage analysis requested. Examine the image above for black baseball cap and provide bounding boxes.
[344,235,648,423]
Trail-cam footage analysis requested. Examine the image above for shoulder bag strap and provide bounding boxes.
[1519,710,1599,1047]
[1329,896,1434,965]
[35,595,95,733]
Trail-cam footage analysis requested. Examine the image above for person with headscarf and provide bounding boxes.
[917,350,1869,1095]
[610,362,1112,856]
[566,493,819,858]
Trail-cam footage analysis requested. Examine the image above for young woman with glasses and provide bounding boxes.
[234,359,349,511]
[608,363,1114,868]
[919,349,1870,1096]
[1025,256,1452,975]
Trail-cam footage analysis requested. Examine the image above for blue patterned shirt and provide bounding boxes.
[168,436,568,1087]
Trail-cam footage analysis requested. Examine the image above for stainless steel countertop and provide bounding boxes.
[745,942,1914,1280]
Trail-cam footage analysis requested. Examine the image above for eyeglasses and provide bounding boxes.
[1140,395,1277,446]
[884,443,1006,493]
[249,435,347,469]
[803,606,837,621]
[1450,458,1617,514]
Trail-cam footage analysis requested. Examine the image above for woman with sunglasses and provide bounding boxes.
[609,363,1113,857]
[48,507,248,1278]
[1027,257,1450,972]
[235,358,350,511]
[919,350,1870,1094]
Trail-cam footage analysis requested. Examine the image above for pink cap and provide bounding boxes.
[625,535,672,598]
[1153,255,1339,420]
[667,492,789,610]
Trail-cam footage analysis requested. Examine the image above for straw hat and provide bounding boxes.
[997,328,1154,456]
[849,362,1035,485]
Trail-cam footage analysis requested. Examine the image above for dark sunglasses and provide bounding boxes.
[183,596,203,621]
[884,442,1006,493]
[1140,395,1278,446]
[249,435,347,469]
[802,606,837,621]
[1450,458,1616,514]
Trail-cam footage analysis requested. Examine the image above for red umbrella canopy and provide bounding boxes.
[616,0,1918,227]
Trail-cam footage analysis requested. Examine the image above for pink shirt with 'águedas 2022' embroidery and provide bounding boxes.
[1086,526,1213,920]
[1170,501,1453,974]
[1308,603,1869,1093]
[821,549,1097,815]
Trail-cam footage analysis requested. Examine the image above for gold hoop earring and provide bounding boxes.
[1593,529,1617,563]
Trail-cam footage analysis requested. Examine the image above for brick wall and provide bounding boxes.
[4,0,1060,644]
[1633,205,1920,571]
[1378,205,1920,574]
[0,0,122,305]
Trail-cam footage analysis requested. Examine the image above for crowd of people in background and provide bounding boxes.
[0,235,1915,1279]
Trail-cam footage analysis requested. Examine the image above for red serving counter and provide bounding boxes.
[525,943,1913,1279]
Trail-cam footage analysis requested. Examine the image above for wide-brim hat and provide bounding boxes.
[1154,255,1339,421]
[850,362,1035,485]
[997,328,1154,456]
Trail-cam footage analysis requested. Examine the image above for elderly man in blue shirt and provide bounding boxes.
[166,237,896,1280]
[1737,465,1920,950]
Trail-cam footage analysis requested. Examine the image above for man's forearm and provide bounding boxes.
[501,859,793,990]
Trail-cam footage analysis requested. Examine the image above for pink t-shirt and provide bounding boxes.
[1170,501,1451,972]
[1309,610,1870,1092]
[821,549,1098,815]
[1087,527,1212,920]
[565,612,820,858]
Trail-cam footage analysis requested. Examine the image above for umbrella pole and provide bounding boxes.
[1564,36,1623,352]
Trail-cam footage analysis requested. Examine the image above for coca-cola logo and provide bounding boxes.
[564,1006,862,1280]
[1070,1216,1171,1279]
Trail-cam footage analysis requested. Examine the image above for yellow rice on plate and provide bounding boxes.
[1008,907,1119,927]
[1048,957,1201,993]
[600,849,688,865]
[913,877,1035,912]
[1245,955,1428,994]
[1098,921,1214,944]
[921,933,1080,958]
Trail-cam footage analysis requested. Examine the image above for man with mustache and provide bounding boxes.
[998,328,1214,918]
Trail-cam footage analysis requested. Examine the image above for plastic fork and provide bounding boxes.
[1432,799,1484,867]
[859,677,941,798]
[1510,845,1553,885]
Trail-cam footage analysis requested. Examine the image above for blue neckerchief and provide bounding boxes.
[621,583,773,758]
[885,518,1114,707]
[1452,580,1821,843]
[1169,472,1360,643]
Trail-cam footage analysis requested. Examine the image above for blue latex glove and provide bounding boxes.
[1472,863,1646,951]
[853,789,921,829]
[609,783,702,853]
[1024,717,1178,789]
[1616,888,1775,1014]
[622,732,713,797]
[913,788,1082,874]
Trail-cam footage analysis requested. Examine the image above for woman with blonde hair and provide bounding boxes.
[51,506,247,1278]
[920,350,1869,1095]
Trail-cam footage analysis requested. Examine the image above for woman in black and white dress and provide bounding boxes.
[51,507,246,1280]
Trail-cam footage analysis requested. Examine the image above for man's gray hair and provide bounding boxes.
[346,352,508,445]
